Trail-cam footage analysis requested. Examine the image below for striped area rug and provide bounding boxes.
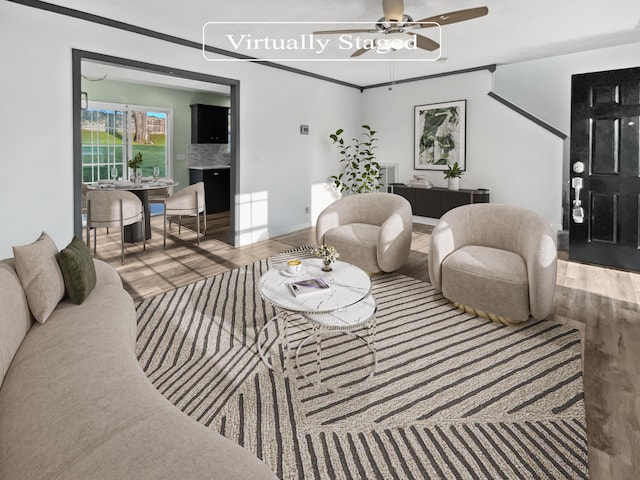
[136,248,588,479]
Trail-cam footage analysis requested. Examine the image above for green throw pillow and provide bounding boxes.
[56,236,97,305]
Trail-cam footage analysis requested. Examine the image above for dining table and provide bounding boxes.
[87,179,178,242]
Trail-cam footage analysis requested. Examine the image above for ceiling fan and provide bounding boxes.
[314,0,488,57]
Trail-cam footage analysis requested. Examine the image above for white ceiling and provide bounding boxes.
[60,0,640,87]
[81,60,232,95]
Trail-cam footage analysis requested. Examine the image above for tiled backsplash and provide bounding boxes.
[187,144,230,167]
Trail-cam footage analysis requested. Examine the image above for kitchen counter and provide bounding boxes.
[188,165,230,170]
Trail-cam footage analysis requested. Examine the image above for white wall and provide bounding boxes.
[361,70,564,230]
[493,42,640,134]
[0,2,361,257]
[232,65,357,243]
[492,42,640,227]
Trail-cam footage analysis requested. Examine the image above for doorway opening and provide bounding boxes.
[72,49,240,246]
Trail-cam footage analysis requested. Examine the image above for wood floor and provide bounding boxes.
[87,213,640,480]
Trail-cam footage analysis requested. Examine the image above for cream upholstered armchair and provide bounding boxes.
[163,182,206,248]
[428,203,558,325]
[316,192,413,273]
[86,190,146,264]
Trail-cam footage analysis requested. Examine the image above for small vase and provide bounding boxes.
[448,177,460,191]
[322,260,333,272]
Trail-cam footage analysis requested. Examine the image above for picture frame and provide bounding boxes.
[414,99,466,171]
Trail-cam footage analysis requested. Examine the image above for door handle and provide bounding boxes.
[571,177,584,223]
[571,177,583,204]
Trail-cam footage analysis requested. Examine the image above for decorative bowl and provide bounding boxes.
[413,175,426,181]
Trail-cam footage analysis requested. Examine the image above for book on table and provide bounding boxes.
[288,277,331,297]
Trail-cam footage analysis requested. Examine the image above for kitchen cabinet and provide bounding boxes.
[190,104,229,144]
[189,167,230,214]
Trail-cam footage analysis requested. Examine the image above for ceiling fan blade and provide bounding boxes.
[382,0,404,22]
[351,41,377,57]
[412,33,440,51]
[313,28,378,35]
[416,6,489,28]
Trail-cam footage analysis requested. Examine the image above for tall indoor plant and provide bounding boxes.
[330,125,381,194]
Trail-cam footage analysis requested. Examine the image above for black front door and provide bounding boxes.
[569,67,640,272]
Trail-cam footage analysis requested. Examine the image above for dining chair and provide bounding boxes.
[81,183,89,215]
[86,190,146,264]
[163,182,206,248]
[81,183,90,229]
[147,182,174,211]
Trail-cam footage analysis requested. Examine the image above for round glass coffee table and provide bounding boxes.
[258,258,377,386]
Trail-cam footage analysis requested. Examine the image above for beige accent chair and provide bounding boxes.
[428,203,557,325]
[163,182,206,248]
[316,192,413,273]
[86,190,146,264]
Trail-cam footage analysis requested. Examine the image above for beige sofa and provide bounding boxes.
[0,257,276,480]
[428,203,558,324]
[316,192,413,273]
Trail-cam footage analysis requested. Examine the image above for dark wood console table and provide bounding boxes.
[390,185,490,218]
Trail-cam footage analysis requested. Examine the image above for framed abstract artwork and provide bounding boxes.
[414,100,466,171]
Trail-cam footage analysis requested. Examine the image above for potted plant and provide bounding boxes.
[443,162,463,191]
[329,125,381,194]
[314,244,340,271]
[128,152,144,183]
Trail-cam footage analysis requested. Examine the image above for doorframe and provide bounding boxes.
[72,49,240,245]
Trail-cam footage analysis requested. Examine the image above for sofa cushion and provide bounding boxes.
[56,236,97,304]
[0,260,33,388]
[12,232,65,324]
[442,245,531,322]
[324,223,379,273]
[93,258,124,288]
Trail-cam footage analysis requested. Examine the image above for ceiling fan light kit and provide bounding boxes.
[384,32,415,50]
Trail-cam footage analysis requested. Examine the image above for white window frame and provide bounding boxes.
[84,101,173,180]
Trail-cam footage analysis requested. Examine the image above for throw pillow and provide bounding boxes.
[56,236,97,305]
[13,232,65,324]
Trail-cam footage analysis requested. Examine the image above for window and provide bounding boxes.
[82,102,170,182]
